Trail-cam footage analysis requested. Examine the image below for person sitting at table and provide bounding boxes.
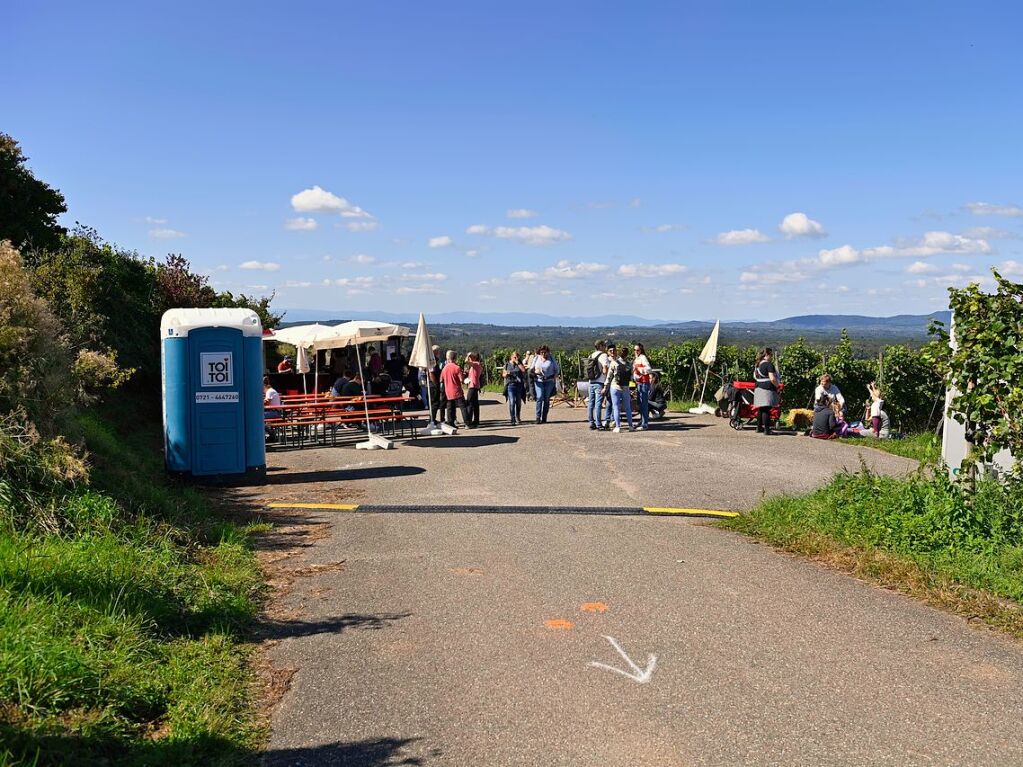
[810,393,838,439]
[339,370,364,397]
[263,376,282,442]
[277,356,293,373]
[330,370,351,397]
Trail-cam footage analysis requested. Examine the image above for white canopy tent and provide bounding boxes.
[327,321,411,449]
[407,313,448,436]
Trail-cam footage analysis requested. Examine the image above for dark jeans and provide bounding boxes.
[757,406,773,433]
[506,383,523,422]
[429,383,443,424]
[446,396,469,428]
[466,387,480,426]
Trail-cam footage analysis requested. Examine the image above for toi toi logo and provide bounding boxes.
[207,358,231,383]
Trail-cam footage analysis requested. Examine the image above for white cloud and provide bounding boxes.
[346,221,379,232]
[145,216,168,225]
[400,261,425,269]
[543,260,608,279]
[964,201,1023,218]
[467,224,572,245]
[349,254,376,264]
[629,197,642,208]
[401,272,447,282]
[740,230,993,286]
[291,185,373,218]
[642,224,685,233]
[507,208,538,219]
[906,261,938,274]
[149,228,186,239]
[999,260,1023,276]
[428,235,453,248]
[818,245,862,266]
[779,212,827,239]
[397,285,444,295]
[962,226,1016,240]
[283,280,314,288]
[285,217,317,231]
[714,228,770,246]
[465,249,479,258]
[333,276,376,288]
[618,263,688,278]
[239,260,280,271]
[510,270,540,282]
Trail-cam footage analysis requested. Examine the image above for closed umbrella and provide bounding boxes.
[689,320,720,415]
[408,313,445,436]
[295,344,311,395]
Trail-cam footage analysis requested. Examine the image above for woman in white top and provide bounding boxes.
[602,344,634,433]
[632,342,653,430]
[867,381,889,437]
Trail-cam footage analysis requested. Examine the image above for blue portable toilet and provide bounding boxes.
[161,308,266,481]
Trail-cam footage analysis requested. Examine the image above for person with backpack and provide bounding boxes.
[585,340,610,430]
[531,345,560,424]
[602,343,634,432]
[753,347,781,435]
[632,342,653,431]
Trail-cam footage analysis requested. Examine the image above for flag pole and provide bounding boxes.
[355,341,394,449]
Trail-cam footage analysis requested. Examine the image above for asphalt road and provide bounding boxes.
[249,401,1023,766]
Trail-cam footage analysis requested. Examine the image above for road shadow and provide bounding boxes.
[409,435,518,448]
[267,466,426,484]
[256,612,412,640]
[642,421,712,432]
[263,737,441,767]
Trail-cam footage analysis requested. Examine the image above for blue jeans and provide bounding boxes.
[636,382,650,427]
[534,379,556,422]
[587,382,604,426]
[610,387,633,428]
[506,383,523,422]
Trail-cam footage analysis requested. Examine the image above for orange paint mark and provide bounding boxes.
[581,602,609,613]
[544,619,574,630]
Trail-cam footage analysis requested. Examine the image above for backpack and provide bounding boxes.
[585,352,602,380]
[615,359,631,387]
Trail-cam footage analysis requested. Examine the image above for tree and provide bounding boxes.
[0,133,67,251]
[776,338,822,409]
[940,271,1023,476]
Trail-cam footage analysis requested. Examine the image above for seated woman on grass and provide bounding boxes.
[810,393,838,439]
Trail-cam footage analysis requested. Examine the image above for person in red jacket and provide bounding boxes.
[439,350,471,429]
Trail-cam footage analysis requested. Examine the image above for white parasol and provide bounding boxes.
[689,319,720,415]
[408,313,446,436]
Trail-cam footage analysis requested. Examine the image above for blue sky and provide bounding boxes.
[6,1,1022,321]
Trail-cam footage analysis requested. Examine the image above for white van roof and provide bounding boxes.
[160,308,263,338]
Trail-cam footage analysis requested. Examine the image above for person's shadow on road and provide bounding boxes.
[409,435,517,448]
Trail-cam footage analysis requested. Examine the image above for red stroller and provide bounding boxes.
[727,381,783,431]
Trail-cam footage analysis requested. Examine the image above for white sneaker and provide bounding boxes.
[612,426,621,433]
[637,425,647,431]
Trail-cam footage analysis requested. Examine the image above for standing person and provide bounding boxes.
[752,348,781,435]
[277,356,293,373]
[464,351,483,427]
[522,349,536,401]
[632,342,653,431]
[585,340,609,430]
[502,351,526,425]
[432,345,447,423]
[603,344,634,432]
[440,350,471,429]
[531,345,559,424]
[867,381,889,437]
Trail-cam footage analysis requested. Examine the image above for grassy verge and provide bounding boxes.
[837,431,941,463]
[722,468,1023,638]
[667,399,701,412]
[0,399,265,766]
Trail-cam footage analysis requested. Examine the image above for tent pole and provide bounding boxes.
[358,344,372,432]
[698,364,710,404]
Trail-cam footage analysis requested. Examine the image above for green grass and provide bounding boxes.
[667,399,701,412]
[837,431,941,463]
[0,399,265,766]
[722,468,1023,638]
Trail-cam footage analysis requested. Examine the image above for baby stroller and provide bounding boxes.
[727,381,783,431]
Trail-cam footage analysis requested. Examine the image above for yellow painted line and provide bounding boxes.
[643,507,739,519]
[267,502,360,510]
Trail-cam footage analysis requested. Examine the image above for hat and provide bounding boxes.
[431,344,440,351]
